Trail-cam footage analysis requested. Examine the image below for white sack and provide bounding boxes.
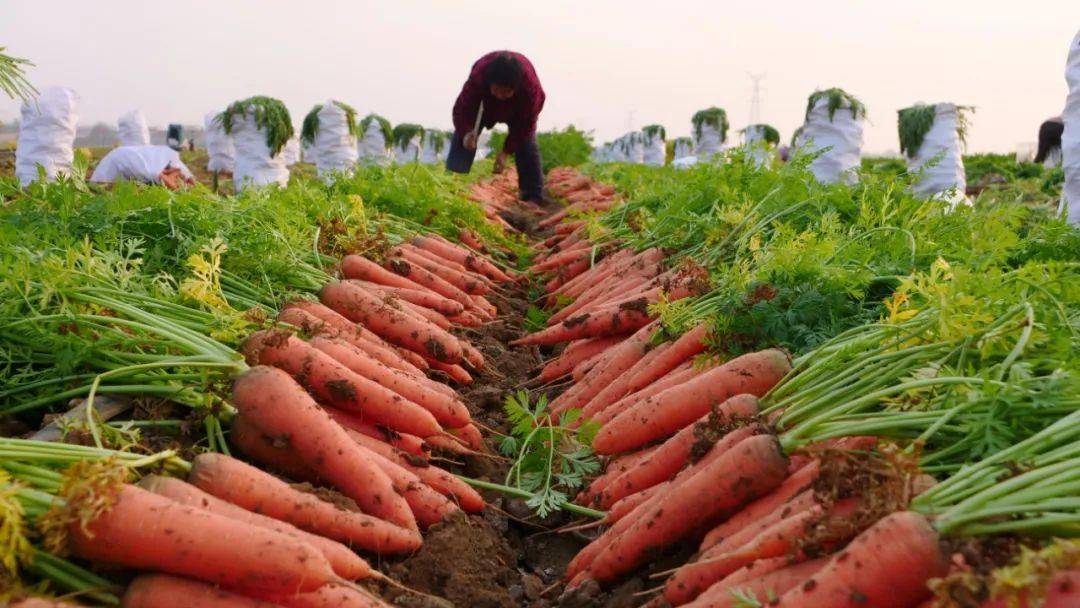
[744,126,774,168]
[90,145,192,184]
[623,132,645,164]
[672,155,698,169]
[694,124,725,159]
[800,97,864,184]
[203,111,235,173]
[117,109,150,146]
[393,136,421,163]
[358,121,391,165]
[643,131,665,166]
[231,107,289,190]
[15,86,79,186]
[673,139,693,160]
[313,102,357,175]
[1063,29,1080,225]
[420,131,447,165]
[908,103,967,197]
[281,134,301,167]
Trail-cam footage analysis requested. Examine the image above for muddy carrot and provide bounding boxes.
[232,366,417,531]
[279,304,424,378]
[625,322,711,395]
[593,349,791,454]
[122,573,284,608]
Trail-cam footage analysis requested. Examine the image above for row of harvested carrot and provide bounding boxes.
[12,234,518,608]
[529,170,1058,608]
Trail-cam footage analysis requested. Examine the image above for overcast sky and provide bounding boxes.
[2,1,1077,153]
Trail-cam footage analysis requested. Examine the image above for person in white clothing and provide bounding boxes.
[89,145,195,190]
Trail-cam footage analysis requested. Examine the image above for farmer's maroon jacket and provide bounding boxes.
[452,51,545,154]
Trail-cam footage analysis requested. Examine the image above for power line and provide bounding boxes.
[747,72,766,127]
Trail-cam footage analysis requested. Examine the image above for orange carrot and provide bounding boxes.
[425,358,473,385]
[576,340,671,421]
[393,247,491,295]
[188,453,421,555]
[567,426,762,580]
[625,322,711,395]
[412,235,510,283]
[448,310,484,327]
[320,280,464,364]
[547,271,654,326]
[346,279,464,316]
[323,407,429,458]
[229,415,320,482]
[598,395,761,508]
[604,481,666,524]
[773,512,947,608]
[262,583,391,608]
[397,298,452,330]
[383,256,474,306]
[341,254,428,292]
[700,461,821,552]
[533,336,625,384]
[402,243,496,291]
[582,434,788,584]
[345,428,484,512]
[592,360,701,426]
[544,259,591,294]
[570,349,607,382]
[576,445,661,506]
[8,600,84,608]
[459,341,486,370]
[232,366,417,531]
[122,574,284,608]
[553,322,657,415]
[593,349,791,454]
[68,485,336,594]
[447,423,484,450]
[311,336,470,428]
[138,476,371,581]
[512,297,657,346]
[684,558,829,608]
[279,304,424,378]
[244,330,443,438]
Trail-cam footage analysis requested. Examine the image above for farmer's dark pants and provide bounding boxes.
[446,133,544,202]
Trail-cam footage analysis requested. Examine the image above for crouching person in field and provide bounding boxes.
[89,145,196,190]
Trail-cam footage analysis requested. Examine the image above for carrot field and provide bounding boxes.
[0,115,1078,608]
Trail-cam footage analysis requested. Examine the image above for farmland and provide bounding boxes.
[0,113,1078,608]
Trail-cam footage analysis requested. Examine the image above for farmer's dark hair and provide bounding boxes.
[1034,118,1064,164]
[485,53,523,88]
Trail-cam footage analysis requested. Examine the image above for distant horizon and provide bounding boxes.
[2,1,1076,155]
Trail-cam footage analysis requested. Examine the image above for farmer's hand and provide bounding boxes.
[494,151,506,174]
[463,132,478,151]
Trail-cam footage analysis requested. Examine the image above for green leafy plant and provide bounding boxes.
[743,124,780,146]
[499,391,600,517]
[898,103,973,158]
[391,123,424,149]
[643,124,666,140]
[806,87,866,122]
[0,47,35,102]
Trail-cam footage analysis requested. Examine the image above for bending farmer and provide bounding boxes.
[447,51,546,202]
[89,145,195,190]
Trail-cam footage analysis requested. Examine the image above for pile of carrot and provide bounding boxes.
[7,224,526,607]
[526,170,962,608]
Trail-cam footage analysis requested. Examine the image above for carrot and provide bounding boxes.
[567,425,762,580]
[544,259,591,294]
[345,427,484,512]
[512,297,656,346]
[393,247,491,295]
[398,299,452,330]
[232,366,417,531]
[341,254,429,292]
[582,434,788,584]
[576,337,673,421]
[456,230,489,256]
[663,505,826,604]
[625,322,711,394]
[425,358,473,385]
[553,322,657,415]
[311,336,471,428]
[533,336,625,384]
[188,453,421,555]
[324,407,429,458]
[570,349,607,382]
[469,294,498,318]
[334,427,461,528]
[402,243,496,291]
[412,235,510,283]
[684,558,830,608]
[700,461,821,552]
[773,512,947,608]
[383,256,474,306]
[262,583,391,608]
[577,445,661,506]
[424,433,477,455]
[592,360,701,426]
[598,394,761,508]
[67,484,336,594]
[122,574,284,608]
[9,600,84,608]
[448,310,484,327]
[229,415,321,481]
[279,304,424,378]
[459,341,486,370]
[447,423,484,450]
[392,345,432,372]
[138,476,371,581]
[244,330,443,438]
[320,280,464,363]
[346,278,464,316]
[547,271,653,326]
[604,481,667,524]
[593,349,792,455]
[533,246,593,273]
